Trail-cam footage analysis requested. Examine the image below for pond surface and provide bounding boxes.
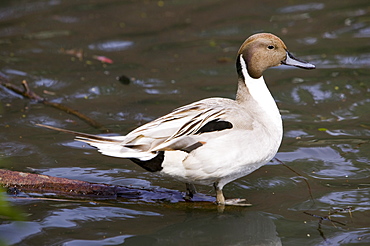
[1,0,370,245]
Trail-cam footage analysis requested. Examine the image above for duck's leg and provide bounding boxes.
[214,182,226,205]
[213,182,252,206]
[184,183,197,201]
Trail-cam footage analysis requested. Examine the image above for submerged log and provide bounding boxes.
[0,169,197,205]
[0,169,218,206]
[0,169,139,199]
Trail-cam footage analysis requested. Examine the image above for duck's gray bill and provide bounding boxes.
[282,51,315,69]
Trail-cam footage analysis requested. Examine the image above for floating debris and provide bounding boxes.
[92,55,113,64]
[116,75,131,85]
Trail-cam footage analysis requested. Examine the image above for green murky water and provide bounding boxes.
[1,0,369,245]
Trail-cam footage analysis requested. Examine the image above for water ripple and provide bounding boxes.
[88,40,134,52]
[277,146,369,179]
[319,188,370,209]
[278,3,325,13]
[133,78,179,95]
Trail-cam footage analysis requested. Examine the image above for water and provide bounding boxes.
[1,0,369,245]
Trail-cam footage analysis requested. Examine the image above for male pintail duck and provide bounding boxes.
[38,33,315,206]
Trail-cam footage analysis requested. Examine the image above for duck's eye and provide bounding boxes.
[268,45,274,50]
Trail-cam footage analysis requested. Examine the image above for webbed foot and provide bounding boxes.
[224,198,252,206]
[184,183,197,201]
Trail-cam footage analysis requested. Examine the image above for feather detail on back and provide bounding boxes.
[120,98,236,152]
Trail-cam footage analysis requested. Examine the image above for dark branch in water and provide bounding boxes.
[304,207,352,242]
[274,157,314,203]
[0,75,109,132]
[274,159,354,242]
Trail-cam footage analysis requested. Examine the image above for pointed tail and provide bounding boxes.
[36,124,122,143]
[36,124,155,160]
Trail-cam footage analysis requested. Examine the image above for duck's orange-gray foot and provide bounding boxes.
[184,183,197,201]
[214,183,252,206]
[224,198,252,206]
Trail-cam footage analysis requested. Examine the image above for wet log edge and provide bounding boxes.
[0,169,142,199]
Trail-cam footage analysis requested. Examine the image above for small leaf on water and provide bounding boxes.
[92,55,113,64]
[318,128,328,132]
[209,40,217,47]
[360,124,370,129]
[217,57,232,63]
[64,48,83,60]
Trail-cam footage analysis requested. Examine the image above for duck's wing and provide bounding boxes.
[123,98,235,153]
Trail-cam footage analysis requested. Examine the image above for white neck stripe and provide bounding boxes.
[239,54,250,81]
